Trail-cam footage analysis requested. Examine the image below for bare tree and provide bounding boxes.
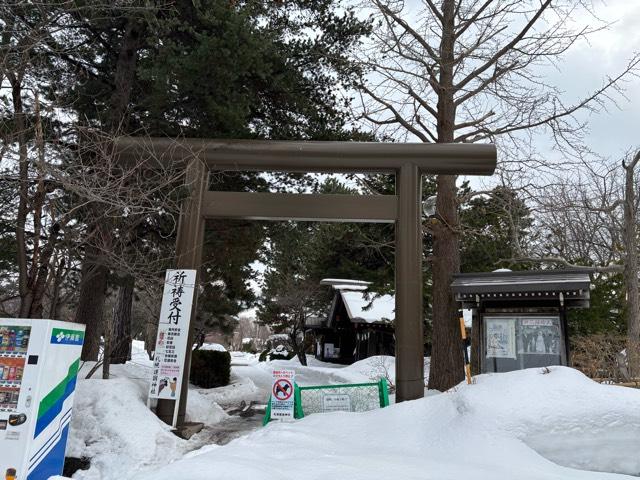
[522,151,640,377]
[356,0,640,390]
[258,277,324,366]
[0,4,71,319]
[622,152,640,377]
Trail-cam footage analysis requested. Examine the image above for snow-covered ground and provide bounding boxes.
[64,344,640,480]
[65,344,390,479]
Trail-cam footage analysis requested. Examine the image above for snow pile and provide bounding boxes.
[185,389,228,425]
[229,351,259,366]
[200,343,227,352]
[132,367,640,480]
[68,341,229,479]
[341,355,430,386]
[67,377,187,480]
[195,376,265,407]
[261,357,370,386]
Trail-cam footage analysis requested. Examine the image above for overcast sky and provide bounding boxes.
[544,0,640,160]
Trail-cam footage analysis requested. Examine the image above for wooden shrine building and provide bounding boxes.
[306,279,395,364]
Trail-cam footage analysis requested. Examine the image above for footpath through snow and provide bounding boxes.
[129,366,640,480]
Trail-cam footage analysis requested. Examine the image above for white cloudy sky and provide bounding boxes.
[543,0,640,160]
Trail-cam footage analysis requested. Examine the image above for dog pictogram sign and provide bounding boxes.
[270,369,295,420]
[273,378,293,400]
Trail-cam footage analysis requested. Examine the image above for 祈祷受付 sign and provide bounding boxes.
[148,269,196,426]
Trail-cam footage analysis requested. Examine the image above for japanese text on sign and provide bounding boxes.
[148,270,196,401]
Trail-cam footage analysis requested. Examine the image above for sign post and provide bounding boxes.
[270,369,295,421]
[149,269,196,428]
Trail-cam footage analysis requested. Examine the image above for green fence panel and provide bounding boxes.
[263,379,389,425]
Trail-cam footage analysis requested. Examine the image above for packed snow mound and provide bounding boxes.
[133,367,640,480]
[341,355,430,385]
[200,343,227,352]
[69,341,230,479]
[186,388,228,425]
[195,375,265,407]
[260,357,372,386]
[68,376,187,480]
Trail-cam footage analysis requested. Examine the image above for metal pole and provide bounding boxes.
[156,158,208,427]
[395,163,424,402]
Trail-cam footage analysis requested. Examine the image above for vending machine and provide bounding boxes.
[0,319,85,480]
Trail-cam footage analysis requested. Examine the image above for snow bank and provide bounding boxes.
[132,367,640,480]
[195,376,265,407]
[185,389,228,425]
[341,355,430,386]
[200,343,227,352]
[68,341,230,479]
[229,351,259,366]
[68,377,187,480]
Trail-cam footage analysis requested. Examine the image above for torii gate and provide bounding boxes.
[115,138,496,428]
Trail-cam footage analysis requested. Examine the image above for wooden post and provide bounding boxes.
[156,158,208,427]
[395,163,425,402]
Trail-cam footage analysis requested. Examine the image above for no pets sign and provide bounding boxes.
[270,369,295,420]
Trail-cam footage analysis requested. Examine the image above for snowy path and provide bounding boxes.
[191,414,264,446]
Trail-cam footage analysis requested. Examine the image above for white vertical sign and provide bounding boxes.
[149,269,196,427]
[270,369,295,420]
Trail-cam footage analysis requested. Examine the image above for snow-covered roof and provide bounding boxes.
[451,269,591,293]
[320,278,371,291]
[340,290,395,324]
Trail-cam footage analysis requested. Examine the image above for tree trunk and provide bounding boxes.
[146,320,157,360]
[429,176,464,390]
[102,322,111,380]
[428,0,464,391]
[624,153,640,378]
[11,76,32,318]
[48,258,65,319]
[296,348,307,366]
[73,17,143,359]
[291,321,307,366]
[29,225,60,319]
[111,276,134,364]
[75,245,108,361]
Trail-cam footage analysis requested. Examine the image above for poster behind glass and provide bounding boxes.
[484,316,563,373]
[485,318,516,359]
[517,317,561,355]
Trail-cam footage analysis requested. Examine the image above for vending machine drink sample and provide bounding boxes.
[0,319,85,480]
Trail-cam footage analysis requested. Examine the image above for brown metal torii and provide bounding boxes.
[115,138,496,427]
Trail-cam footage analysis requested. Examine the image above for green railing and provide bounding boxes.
[263,378,389,425]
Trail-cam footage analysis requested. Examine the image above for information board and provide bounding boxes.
[149,270,196,423]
